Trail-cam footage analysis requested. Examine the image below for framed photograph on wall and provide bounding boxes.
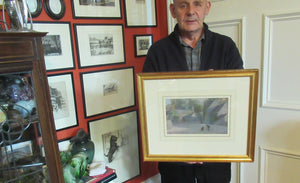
[44,0,66,20]
[81,67,135,117]
[32,22,75,71]
[47,73,78,130]
[124,0,157,27]
[134,34,153,57]
[137,69,259,162]
[27,0,43,18]
[71,0,121,19]
[74,24,125,68]
[88,110,140,183]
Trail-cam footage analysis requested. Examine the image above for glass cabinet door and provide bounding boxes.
[0,72,49,182]
[0,32,63,183]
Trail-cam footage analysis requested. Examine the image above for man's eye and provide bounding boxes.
[194,2,202,6]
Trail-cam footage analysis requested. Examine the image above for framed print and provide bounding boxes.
[134,34,153,57]
[44,0,66,20]
[124,0,157,27]
[88,110,140,182]
[137,69,259,162]
[71,0,121,19]
[81,67,135,117]
[27,0,43,18]
[47,73,78,130]
[32,22,75,71]
[1,141,33,164]
[74,24,125,68]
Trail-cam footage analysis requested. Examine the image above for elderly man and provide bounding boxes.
[143,0,243,182]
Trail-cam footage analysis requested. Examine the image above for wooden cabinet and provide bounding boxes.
[0,32,64,182]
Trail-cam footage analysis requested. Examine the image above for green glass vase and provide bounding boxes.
[70,129,95,164]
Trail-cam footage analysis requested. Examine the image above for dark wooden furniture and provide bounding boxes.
[0,32,64,182]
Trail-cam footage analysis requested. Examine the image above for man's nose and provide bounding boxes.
[186,5,196,16]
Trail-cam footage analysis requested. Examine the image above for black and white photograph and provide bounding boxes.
[1,141,33,164]
[42,35,62,56]
[134,34,153,57]
[32,22,75,71]
[79,0,115,6]
[75,24,125,68]
[103,82,118,96]
[125,0,157,27]
[89,34,114,56]
[81,67,135,117]
[47,73,78,130]
[89,110,140,183]
[72,0,121,18]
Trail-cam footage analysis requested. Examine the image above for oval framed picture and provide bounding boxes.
[44,0,66,20]
[27,0,43,18]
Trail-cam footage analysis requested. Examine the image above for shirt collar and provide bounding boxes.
[179,33,205,48]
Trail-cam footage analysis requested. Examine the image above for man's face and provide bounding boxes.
[170,0,211,35]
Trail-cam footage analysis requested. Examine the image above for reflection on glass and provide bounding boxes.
[0,72,49,182]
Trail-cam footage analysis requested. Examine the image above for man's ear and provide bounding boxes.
[205,1,212,15]
[169,4,176,18]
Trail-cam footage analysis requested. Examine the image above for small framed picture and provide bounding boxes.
[1,141,33,164]
[88,110,140,182]
[27,0,43,18]
[134,34,153,57]
[137,69,259,162]
[124,0,157,27]
[81,67,135,117]
[32,22,75,71]
[71,0,121,19]
[47,73,78,130]
[74,24,125,68]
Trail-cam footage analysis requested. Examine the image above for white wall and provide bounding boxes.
[166,0,300,182]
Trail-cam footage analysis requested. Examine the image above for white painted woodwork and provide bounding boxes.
[166,0,300,183]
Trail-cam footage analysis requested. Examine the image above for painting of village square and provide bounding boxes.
[165,97,229,135]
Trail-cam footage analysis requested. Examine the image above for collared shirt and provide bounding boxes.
[179,34,205,71]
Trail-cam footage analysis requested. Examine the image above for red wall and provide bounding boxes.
[28,0,168,182]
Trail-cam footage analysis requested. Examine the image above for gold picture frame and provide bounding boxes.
[137,69,259,162]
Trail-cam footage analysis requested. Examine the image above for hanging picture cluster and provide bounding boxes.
[29,0,159,182]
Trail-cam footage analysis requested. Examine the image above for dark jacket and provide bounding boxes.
[142,24,243,181]
[143,23,243,72]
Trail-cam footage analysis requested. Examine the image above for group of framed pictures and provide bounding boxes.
[23,0,65,19]
[71,0,157,27]
[30,0,156,181]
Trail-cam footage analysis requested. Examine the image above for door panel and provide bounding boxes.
[167,0,300,182]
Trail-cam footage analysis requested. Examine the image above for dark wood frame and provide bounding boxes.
[28,0,43,18]
[44,0,66,20]
[134,34,153,57]
[47,72,78,131]
[80,67,136,118]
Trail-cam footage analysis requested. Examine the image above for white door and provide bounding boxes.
[167,0,300,182]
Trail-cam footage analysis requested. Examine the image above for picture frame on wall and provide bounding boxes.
[74,24,125,68]
[88,110,140,183]
[134,34,153,57]
[47,73,78,131]
[81,67,135,117]
[32,22,75,71]
[27,0,43,18]
[137,69,259,162]
[71,0,121,19]
[124,0,157,27]
[43,0,66,20]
